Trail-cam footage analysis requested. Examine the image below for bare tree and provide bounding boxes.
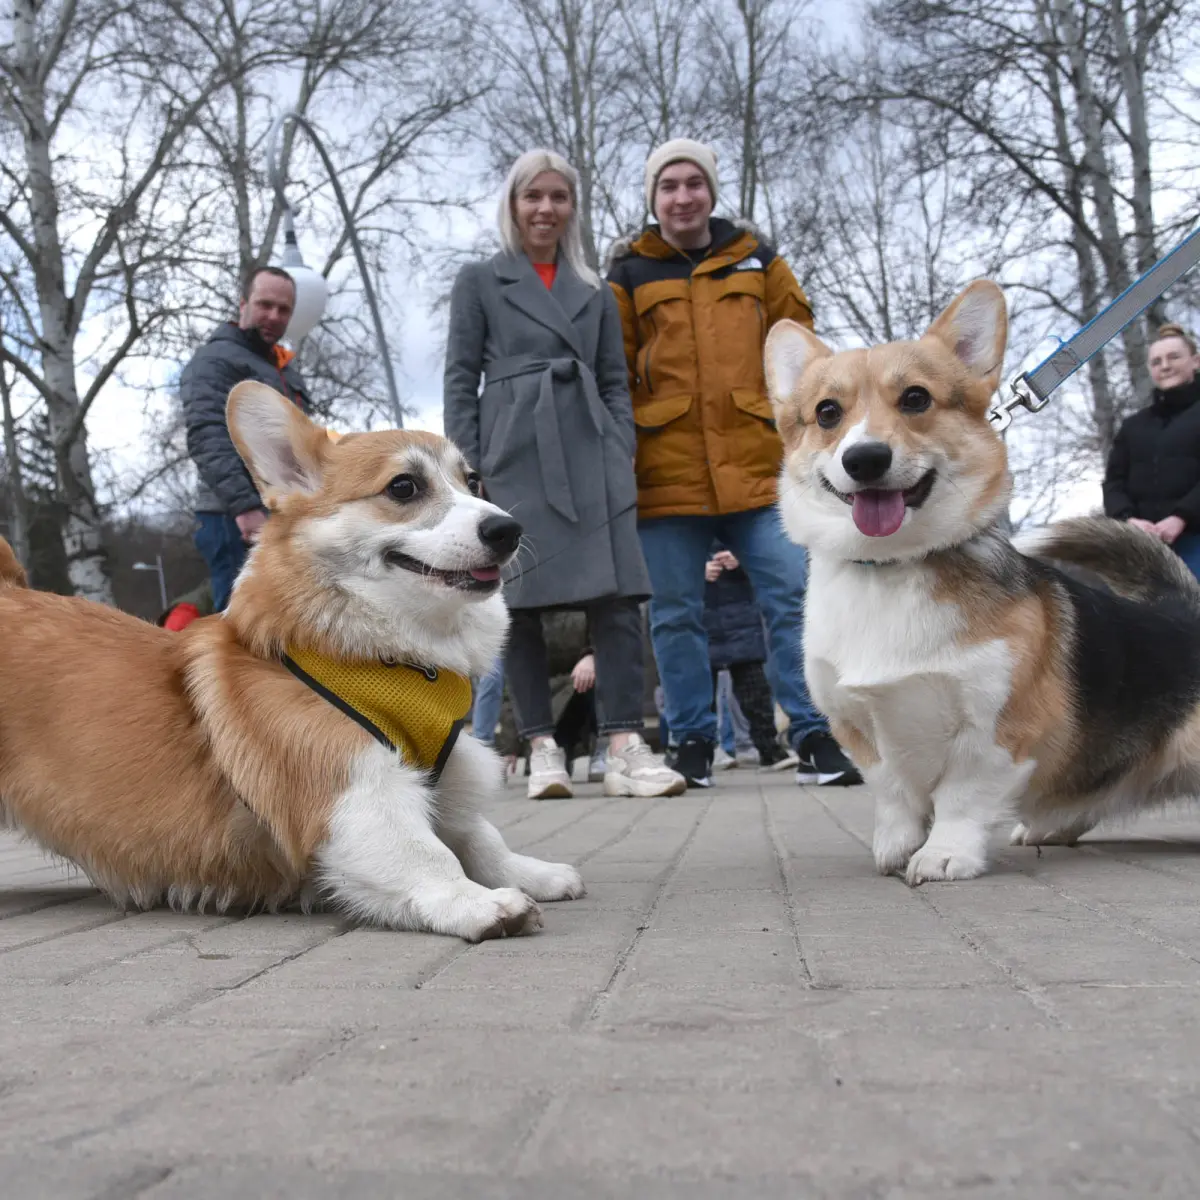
[842,0,1199,455]
[695,0,808,234]
[0,0,297,600]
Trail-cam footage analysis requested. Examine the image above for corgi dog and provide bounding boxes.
[764,281,1200,884]
[0,382,584,939]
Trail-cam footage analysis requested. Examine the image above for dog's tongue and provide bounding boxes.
[852,489,906,538]
[469,566,501,582]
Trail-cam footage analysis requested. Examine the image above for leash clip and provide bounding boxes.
[988,373,1051,434]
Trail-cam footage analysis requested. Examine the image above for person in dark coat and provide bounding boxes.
[704,548,788,768]
[443,149,683,802]
[179,266,312,609]
[1104,322,1200,577]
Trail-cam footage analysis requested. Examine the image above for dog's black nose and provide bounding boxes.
[477,513,522,557]
[841,441,893,484]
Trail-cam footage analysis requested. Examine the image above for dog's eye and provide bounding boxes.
[815,399,842,429]
[466,473,482,497]
[899,386,932,414]
[386,474,420,502]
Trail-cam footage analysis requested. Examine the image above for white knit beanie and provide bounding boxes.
[644,139,719,219]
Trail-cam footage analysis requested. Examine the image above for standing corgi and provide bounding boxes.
[765,281,1200,883]
[0,382,583,938]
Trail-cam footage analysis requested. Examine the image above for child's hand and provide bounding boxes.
[572,653,596,692]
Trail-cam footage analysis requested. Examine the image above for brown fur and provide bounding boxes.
[930,556,1076,789]
[0,394,477,912]
[0,539,28,588]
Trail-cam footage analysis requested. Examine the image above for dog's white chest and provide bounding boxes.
[805,559,1014,789]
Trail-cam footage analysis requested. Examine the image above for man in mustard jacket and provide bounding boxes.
[607,138,860,789]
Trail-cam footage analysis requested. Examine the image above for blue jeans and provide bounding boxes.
[716,670,753,755]
[639,507,827,750]
[193,512,248,612]
[1175,533,1200,580]
[472,657,506,747]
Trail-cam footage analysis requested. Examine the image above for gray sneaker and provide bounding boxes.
[603,734,687,798]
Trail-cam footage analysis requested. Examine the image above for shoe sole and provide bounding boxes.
[528,779,573,800]
[796,770,863,787]
[603,772,688,798]
[767,753,801,772]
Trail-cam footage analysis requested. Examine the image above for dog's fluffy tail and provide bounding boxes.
[1017,516,1199,605]
[0,537,28,588]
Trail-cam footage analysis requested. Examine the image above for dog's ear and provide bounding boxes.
[226,381,330,503]
[926,281,1008,393]
[765,321,832,413]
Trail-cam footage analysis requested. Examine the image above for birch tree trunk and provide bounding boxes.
[9,0,113,600]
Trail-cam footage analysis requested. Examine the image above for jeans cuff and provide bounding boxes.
[598,721,643,735]
[790,723,828,751]
[518,724,557,740]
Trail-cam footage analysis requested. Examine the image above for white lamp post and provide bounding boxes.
[132,555,168,612]
[265,110,405,428]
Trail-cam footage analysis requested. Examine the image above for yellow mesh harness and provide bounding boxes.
[282,647,473,782]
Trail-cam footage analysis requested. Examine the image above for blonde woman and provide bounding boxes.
[443,150,684,801]
[1104,322,1200,576]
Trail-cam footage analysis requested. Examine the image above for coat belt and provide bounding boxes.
[484,355,606,523]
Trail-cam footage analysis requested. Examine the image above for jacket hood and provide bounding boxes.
[605,217,766,271]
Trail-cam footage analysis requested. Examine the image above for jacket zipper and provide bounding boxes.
[642,311,656,394]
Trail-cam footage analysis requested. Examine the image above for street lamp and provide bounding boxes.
[132,555,168,612]
[265,110,405,429]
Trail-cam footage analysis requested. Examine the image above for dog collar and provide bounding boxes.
[282,647,472,782]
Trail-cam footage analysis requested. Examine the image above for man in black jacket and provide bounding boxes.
[1103,323,1200,577]
[180,267,312,609]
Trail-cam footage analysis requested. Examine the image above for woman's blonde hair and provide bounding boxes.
[497,150,599,289]
[1153,322,1198,355]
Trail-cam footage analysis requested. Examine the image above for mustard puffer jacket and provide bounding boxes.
[607,219,814,520]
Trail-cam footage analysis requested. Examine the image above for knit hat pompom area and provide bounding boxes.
[644,139,718,218]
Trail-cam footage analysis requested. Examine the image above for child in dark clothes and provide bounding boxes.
[704,547,789,768]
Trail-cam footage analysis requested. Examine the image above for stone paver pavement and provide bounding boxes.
[4,773,1200,1197]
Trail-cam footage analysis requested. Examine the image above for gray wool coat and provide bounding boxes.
[443,251,650,611]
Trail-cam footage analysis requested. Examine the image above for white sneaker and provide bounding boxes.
[713,746,738,771]
[527,741,573,800]
[603,734,687,798]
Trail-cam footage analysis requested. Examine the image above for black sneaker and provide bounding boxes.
[796,732,863,787]
[673,736,715,789]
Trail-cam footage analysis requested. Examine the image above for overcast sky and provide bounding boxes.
[79,0,1113,522]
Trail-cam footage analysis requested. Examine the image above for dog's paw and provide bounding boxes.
[515,859,586,903]
[873,822,927,876]
[1010,821,1092,847]
[904,842,987,886]
[878,825,921,873]
[459,887,544,942]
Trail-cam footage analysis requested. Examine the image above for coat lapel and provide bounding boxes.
[551,259,596,328]
[494,251,587,358]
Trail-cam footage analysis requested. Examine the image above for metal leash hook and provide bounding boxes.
[986,224,1200,435]
[988,369,1054,434]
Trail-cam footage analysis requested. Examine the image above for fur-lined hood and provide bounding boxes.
[603,218,766,274]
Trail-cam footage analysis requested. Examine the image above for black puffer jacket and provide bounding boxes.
[1104,378,1200,527]
[180,323,311,516]
[704,559,767,669]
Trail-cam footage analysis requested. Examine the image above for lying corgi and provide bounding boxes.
[0,382,583,939]
[764,281,1200,883]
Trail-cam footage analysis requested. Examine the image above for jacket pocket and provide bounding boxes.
[731,388,777,429]
[713,272,766,301]
[634,393,694,431]
[634,280,691,395]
